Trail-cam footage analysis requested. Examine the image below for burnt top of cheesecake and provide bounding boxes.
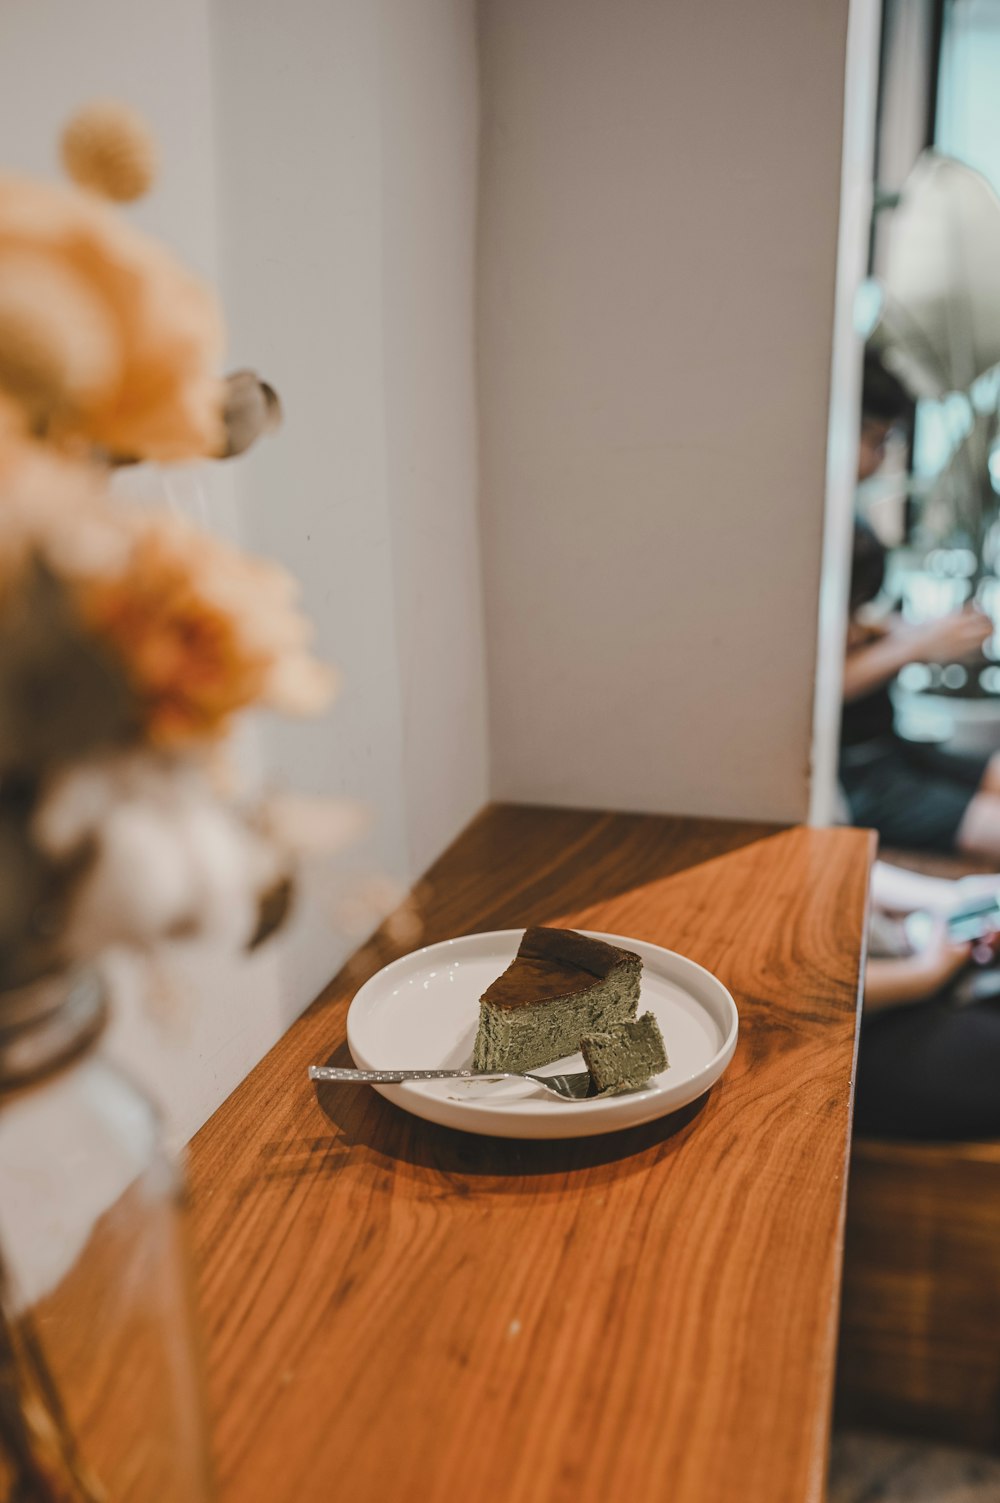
[481,926,639,1010]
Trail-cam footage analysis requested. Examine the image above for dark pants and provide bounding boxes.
[840,736,991,851]
[855,997,1000,1140]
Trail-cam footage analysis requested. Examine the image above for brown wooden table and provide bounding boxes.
[188,804,873,1503]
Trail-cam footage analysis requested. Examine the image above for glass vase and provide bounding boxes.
[0,970,211,1502]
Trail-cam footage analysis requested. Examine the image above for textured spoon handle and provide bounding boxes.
[309,1065,502,1084]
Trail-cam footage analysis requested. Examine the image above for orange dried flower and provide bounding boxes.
[0,445,332,749]
[79,532,269,746]
[75,512,334,747]
[0,173,224,461]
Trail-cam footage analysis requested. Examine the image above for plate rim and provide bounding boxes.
[342,928,738,1140]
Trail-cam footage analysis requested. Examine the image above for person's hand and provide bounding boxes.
[846,616,892,650]
[901,606,992,665]
[912,919,972,996]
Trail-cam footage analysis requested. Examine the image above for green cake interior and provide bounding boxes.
[472,927,642,1074]
[580,1011,668,1094]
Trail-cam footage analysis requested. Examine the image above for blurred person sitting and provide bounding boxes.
[840,353,1000,855]
[855,860,1000,1139]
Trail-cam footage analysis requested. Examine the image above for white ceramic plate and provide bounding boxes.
[344,929,738,1139]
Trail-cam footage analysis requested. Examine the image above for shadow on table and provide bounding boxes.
[310,1038,711,1186]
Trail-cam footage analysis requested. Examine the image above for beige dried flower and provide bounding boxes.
[0,440,129,593]
[34,752,288,954]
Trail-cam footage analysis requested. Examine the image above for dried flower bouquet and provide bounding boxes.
[0,102,339,1500]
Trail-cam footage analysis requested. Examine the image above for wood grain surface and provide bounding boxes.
[838,1137,1000,1451]
[187,804,873,1503]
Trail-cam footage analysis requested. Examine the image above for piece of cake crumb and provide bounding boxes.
[581,1011,668,1094]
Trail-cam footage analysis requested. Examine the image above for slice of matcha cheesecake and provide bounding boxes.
[580,1011,668,1094]
[472,927,642,1073]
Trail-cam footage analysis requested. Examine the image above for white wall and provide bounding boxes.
[477,0,854,822]
[210,0,488,1014]
[379,2,488,874]
[0,0,487,1145]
